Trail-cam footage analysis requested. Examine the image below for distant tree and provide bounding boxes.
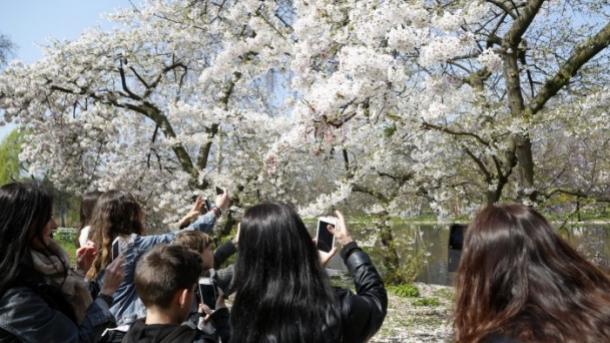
[0,129,22,185]
[0,33,15,66]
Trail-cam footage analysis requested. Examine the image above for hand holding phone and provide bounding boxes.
[198,277,217,310]
[111,239,120,262]
[214,189,230,211]
[326,211,353,247]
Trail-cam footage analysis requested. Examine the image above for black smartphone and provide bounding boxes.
[198,277,217,310]
[449,224,466,250]
[111,239,120,262]
[448,224,467,273]
[316,217,336,253]
[215,186,224,195]
[204,198,212,212]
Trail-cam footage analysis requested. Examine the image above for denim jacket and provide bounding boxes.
[103,211,217,326]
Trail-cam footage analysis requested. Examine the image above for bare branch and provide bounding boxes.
[421,121,490,147]
[527,21,610,116]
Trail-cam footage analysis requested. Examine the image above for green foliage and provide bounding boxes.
[387,283,420,298]
[370,222,430,285]
[55,234,77,267]
[432,287,455,302]
[412,297,440,307]
[383,124,397,137]
[0,130,22,186]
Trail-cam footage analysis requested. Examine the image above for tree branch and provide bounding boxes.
[527,21,610,115]
[486,0,517,19]
[464,148,492,183]
[421,121,490,147]
[504,0,544,48]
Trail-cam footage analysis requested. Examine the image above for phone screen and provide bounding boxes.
[448,224,467,273]
[316,219,335,253]
[204,199,212,212]
[449,224,466,250]
[198,279,217,310]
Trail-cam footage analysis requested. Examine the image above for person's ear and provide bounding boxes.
[177,288,191,307]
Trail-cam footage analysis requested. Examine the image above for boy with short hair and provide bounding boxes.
[173,230,237,296]
[121,244,229,343]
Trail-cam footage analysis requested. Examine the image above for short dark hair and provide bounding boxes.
[174,230,213,253]
[135,244,203,309]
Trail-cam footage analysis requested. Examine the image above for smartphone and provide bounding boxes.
[215,186,224,195]
[448,224,467,273]
[448,224,466,250]
[204,198,212,212]
[111,239,120,261]
[198,277,217,310]
[316,217,337,253]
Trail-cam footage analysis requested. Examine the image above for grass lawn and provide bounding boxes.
[56,238,77,267]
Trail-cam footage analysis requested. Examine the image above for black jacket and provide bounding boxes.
[483,334,522,343]
[330,242,388,343]
[121,320,200,343]
[122,308,230,343]
[0,286,114,343]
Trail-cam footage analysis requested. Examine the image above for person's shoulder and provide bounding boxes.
[0,286,68,339]
[333,287,352,303]
[0,286,41,310]
[483,333,522,343]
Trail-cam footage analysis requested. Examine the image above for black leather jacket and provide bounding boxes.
[0,286,114,343]
[331,241,388,343]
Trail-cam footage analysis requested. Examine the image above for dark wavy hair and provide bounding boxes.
[454,204,610,343]
[86,190,144,280]
[231,203,342,343]
[0,182,54,294]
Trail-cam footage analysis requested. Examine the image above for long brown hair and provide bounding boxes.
[454,204,610,343]
[76,191,101,247]
[86,190,144,280]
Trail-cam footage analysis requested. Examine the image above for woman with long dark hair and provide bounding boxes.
[86,190,230,326]
[454,204,610,343]
[231,203,387,343]
[0,182,124,342]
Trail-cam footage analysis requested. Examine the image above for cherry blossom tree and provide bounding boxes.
[1,0,609,228]
[285,0,610,219]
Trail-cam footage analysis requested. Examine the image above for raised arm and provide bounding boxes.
[329,211,388,342]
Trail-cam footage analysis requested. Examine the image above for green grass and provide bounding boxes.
[56,238,77,267]
[412,297,441,307]
[387,283,420,298]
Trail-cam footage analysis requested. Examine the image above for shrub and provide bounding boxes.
[387,283,420,298]
[412,297,440,307]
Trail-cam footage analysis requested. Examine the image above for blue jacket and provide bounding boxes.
[105,212,217,326]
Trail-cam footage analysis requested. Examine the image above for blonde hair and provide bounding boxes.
[173,230,213,254]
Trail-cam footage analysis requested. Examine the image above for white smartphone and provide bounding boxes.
[198,277,217,310]
[316,216,337,253]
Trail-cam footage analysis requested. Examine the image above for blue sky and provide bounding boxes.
[0,0,130,141]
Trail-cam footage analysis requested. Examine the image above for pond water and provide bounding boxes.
[314,222,610,286]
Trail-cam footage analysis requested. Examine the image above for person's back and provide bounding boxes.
[230,203,387,343]
[453,204,610,343]
[121,244,228,343]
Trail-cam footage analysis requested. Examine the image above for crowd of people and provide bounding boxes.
[0,181,609,343]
